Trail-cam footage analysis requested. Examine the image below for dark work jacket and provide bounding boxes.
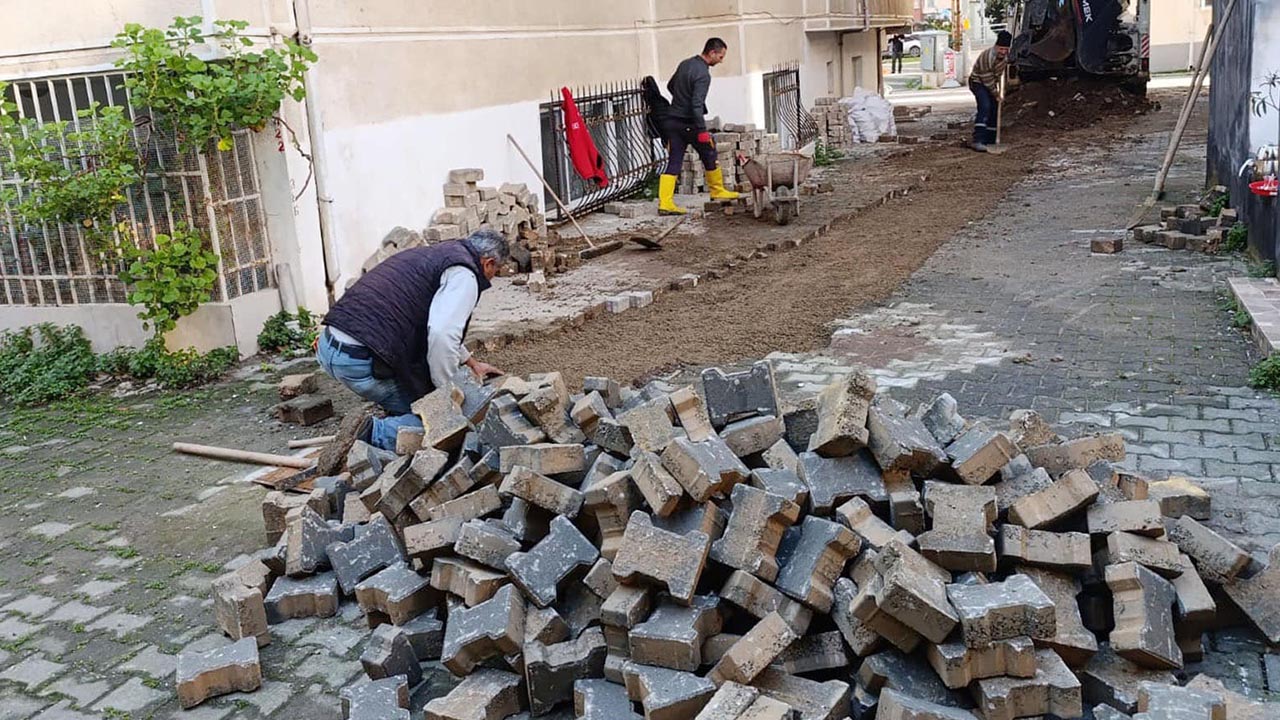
[641,76,672,140]
[667,55,711,129]
[323,241,490,401]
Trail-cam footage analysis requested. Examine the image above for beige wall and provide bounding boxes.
[1150,0,1212,73]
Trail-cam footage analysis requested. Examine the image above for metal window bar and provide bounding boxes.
[764,67,820,150]
[538,80,663,222]
[0,70,273,307]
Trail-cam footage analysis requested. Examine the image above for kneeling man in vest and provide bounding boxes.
[317,230,508,450]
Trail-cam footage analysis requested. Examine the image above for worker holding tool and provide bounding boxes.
[968,30,1012,152]
[315,230,509,452]
[657,37,740,215]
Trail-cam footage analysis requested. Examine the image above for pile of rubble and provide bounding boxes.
[361,168,562,280]
[1131,187,1239,256]
[679,123,784,195]
[180,362,1280,719]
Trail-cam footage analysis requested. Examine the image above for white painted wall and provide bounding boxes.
[1250,3,1280,148]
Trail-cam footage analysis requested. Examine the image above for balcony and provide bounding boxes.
[804,0,914,32]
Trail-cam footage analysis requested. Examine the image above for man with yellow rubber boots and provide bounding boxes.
[658,37,739,215]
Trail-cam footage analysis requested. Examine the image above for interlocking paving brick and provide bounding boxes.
[702,362,780,428]
[411,385,470,451]
[401,608,445,660]
[854,541,957,647]
[409,459,479,518]
[0,654,65,689]
[622,661,716,720]
[796,450,887,515]
[498,443,587,476]
[720,415,784,459]
[1024,434,1126,476]
[506,515,599,608]
[430,556,509,606]
[750,467,807,507]
[946,425,1017,485]
[769,630,847,675]
[175,637,261,709]
[774,516,861,612]
[946,574,1055,648]
[441,584,525,675]
[1019,567,1098,668]
[875,688,980,720]
[973,648,1081,720]
[629,595,723,671]
[693,682,760,720]
[583,471,643,560]
[997,524,1092,572]
[1135,682,1226,720]
[719,570,812,634]
[918,481,997,572]
[360,623,422,687]
[402,516,463,561]
[661,436,750,503]
[121,645,178,678]
[423,668,523,720]
[518,373,587,445]
[85,610,152,638]
[1106,533,1184,578]
[1146,477,1211,520]
[524,627,607,715]
[711,484,800,582]
[43,601,106,625]
[1008,469,1100,529]
[925,636,1037,690]
[211,574,269,647]
[355,562,436,626]
[918,393,968,447]
[1164,515,1251,582]
[574,678,642,720]
[1105,562,1181,670]
[1221,543,1280,644]
[1007,409,1060,449]
[612,511,711,605]
[619,396,678,453]
[426,485,503,522]
[807,371,876,457]
[831,577,883,657]
[751,667,850,720]
[834,496,913,551]
[867,402,948,475]
[264,573,339,623]
[500,465,584,517]
[285,506,354,577]
[707,612,798,686]
[631,450,687,516]
[340,676,409,719]
[1,594,59,619]
[380,449,448,519]
[453,519,521,570]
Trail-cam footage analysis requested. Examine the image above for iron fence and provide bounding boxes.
[539,80,663,221]
[764,67,820,150]
[0,72,273,307]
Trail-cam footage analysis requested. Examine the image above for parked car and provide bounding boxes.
[882,35,923,58]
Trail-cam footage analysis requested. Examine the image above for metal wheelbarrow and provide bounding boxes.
[738,152,814,226]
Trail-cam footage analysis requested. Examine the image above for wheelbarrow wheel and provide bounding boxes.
[775,203,793,226]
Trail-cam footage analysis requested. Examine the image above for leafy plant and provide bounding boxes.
[153,345,238,388]
[1205,192,1228,218]
[984,0,1017,24]
[1231,308,1252,330]
[1224,223,1248,253]
[1251,71,1280,118]
[1250,261,1277,279]
[118,225,220,335]
[0,324,99,406]
[257,308,318,355]
[112,16,317,152]
[0,83,141,236]
[814,139,844,167]
[1249,354,1280,392]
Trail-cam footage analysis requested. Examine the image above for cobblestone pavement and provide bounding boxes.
[2,108,1278,717]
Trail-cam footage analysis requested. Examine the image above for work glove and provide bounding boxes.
[696,131,712,144]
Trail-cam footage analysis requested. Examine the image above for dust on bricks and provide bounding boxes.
[867,401,947,475]
[707,612,799,686]
[670,385,715,442]
[499,465,584,517]
[945,424,1017,485]
[1135,682,1226,719]
[720,415,784,458]
[423,669,523,720]
[355,562,436,626]
[701,361,780,428]
[835,496,912,550]
[1079,644,1178,713]
[857,539,957,645]
[264,572,339,623]
[1023,433,1126,476]
[524,627,607,715]
[361,623,423,687]
[991,460,1053,514]
[618,396,678,453]
[340,676,410,719]
[441,584,525,675]
[328,513,407,594]
[1105,562,1182,669]
[797,450,887,514]
[411,386,470,451]
[946,573,1055,648]
[918,393,968,447]
[497,443,586,476]
[1087,500,1166,537]
[1020,567,1099,667]
[285,506,354,576]
[1221,543,1280,644]
[876,688,980,720]
[710,484,800,582]
[629,595,722,671]
[807,371,876,457]
[402,516,464,560]
[612,511,710,604]
[973,649,1082,720]
[506,515,598,607]
[430,556,509,606]
[1106,533,1184,578]
[575,678,642,720]
[454,519,522,570]
[1007,469,1100,529]
[630,450,687,516]
[175,637,262,709]
[1146,477,1211,520]
[751,468,808,507]
[917,482,998,573]
[661,435,750,503]
[925,637,1037,690]
[997,524,1092,573]
[1164,515,1251,582]
[773,516,861,612]
[622,661,716,720]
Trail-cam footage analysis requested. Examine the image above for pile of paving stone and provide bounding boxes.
[679,123,784,195]
[1131,186,1239,256]
[178,362,1280,719]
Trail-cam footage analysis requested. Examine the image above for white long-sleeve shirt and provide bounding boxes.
[327,265,477,388]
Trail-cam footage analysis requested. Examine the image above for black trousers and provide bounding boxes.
[662,117,718,175]
[971,81,998,145]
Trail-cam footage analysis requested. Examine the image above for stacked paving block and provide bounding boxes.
[185,361,1280,718]
[1130,186,1239,255]
[677,122,783,195]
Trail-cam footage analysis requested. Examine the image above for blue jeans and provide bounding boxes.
[316,329,422,451]
[971,82,998,145]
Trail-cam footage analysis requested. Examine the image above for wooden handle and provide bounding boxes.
[172,442,315,469]
[288,436,335,449]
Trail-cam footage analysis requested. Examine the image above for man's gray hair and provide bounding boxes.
[464,229,511,264]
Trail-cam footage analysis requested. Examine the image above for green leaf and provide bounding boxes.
[186,58,206,72]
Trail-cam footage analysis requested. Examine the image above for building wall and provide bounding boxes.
[1150,0,1213,74]
[0,0,911,348]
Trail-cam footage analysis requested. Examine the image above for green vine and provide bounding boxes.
[112,16,316,152]
[118,224,220,335]
[0,83,141,238]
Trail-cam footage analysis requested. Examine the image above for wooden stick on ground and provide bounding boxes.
[172,442,315,469]
[506,134,595,249]
[288,436,335,449]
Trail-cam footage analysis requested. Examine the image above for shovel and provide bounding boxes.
[629,214,688,251]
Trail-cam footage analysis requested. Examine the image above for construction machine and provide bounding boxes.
[1010,0,1151,93]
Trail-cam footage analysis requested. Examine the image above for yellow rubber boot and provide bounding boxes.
[706,167,740,200]
[657,174,686,215]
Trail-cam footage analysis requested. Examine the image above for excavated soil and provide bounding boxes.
[1005,76,1158,132]
[486,90,1174,387]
